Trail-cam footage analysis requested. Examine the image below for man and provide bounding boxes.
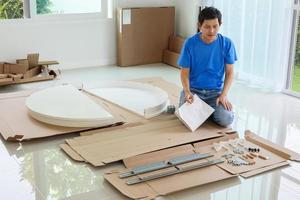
[178,7,237,127]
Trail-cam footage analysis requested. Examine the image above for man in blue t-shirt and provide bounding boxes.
[178,7,237,127]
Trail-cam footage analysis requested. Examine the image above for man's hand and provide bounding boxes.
[185,92,194,104]
[216,94,232,111]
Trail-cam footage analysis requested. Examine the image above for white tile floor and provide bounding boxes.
[0,63,300,200]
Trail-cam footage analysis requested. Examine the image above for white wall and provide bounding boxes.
[0,0,175,70]
[173,0,212,38]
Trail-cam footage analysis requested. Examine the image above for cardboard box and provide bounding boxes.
[117,7,175,66]
[0,62,4,74]
[104,130,297,199]
[27,53,39,69]
[163,49,180,69]
[9,64,29,74]
[16,59,29,68]
[168,35,185,53]
[3,63,10,74]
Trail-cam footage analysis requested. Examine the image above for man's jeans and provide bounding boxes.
[179,88,234,127]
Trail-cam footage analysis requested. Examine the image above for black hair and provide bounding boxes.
[198,7,222,26]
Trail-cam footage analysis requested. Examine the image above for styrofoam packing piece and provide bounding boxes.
[83,81,169,119]
[26,84,114,127]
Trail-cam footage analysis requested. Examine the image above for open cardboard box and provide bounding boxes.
[104,130,299,199]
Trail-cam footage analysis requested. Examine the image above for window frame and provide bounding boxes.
[283,0,300,97]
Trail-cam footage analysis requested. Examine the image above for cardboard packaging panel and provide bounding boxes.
[0,74,8,79]
[0,89,123,141]
[0,62,4,74]
[104,131,295,199]
[27,53,39,69]
[4,64,10,74]
[193,130,294,177]
[104,144,237,200]
[62,118,227,166]
[9,64,29,74]
[163,49,180,69]
[168,35,185,53]
[0,77,181,141]
[0,78,13,86]
[16,59,29,68]
[117,7,175,66]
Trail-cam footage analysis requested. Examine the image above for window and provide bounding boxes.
[0,0,24,19]
[286,0,300,96]
[35,0,101,15]
[0,0,111,20]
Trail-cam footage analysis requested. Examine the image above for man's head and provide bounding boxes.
[198,7,222,43]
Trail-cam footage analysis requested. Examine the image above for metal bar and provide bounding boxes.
[119,153,213,178]
[126,159,224,185]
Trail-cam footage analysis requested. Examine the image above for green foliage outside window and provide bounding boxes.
[0,0,52,19]
[0,0,23,19]
[36,0,52,14]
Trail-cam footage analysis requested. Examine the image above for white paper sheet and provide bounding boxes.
[176,94,214,132]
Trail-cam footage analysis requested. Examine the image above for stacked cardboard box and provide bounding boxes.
[163,35,186,69]
[117,7,175,67]
[0,53,57,86]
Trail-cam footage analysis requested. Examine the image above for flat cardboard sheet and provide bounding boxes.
[0,90,121,141]
[63,118,227,166]
[105,131,295,199]
[0,77,179,141]
[104,144,237,200]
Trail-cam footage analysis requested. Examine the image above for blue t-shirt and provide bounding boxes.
[178,33,237,91]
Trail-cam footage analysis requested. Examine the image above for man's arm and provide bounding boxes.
[180,68,194,103]
[216,64,234,110]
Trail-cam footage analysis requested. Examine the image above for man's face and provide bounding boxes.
[199,18,220,42]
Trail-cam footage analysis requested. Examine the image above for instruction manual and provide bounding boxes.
[175,94,214,132]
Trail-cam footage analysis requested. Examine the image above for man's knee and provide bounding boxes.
[212,106,234,127]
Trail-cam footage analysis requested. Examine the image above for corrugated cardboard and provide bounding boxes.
[8,74,23,81]
[0,89,123,141]
[27,53,39,69]
[104,130,295,199]
[0,77,13,86]
[117,7,175,66]
[244,130,300,161]
[23,66,41,79]
[193,130,293,177]
[0,74,8,79]
[63,118,226,166]
[104,144,237,200]
[16,59,29,68]
[168,35,185,53]
[0,77,181,141]
[9,64,28,74]
[0,62,4,73]
[163,49,180,69]
[3,63,10,74]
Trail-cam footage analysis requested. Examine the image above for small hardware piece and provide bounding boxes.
[246,154,254,159]
[233,147,245,154]
[258,154,269,160]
